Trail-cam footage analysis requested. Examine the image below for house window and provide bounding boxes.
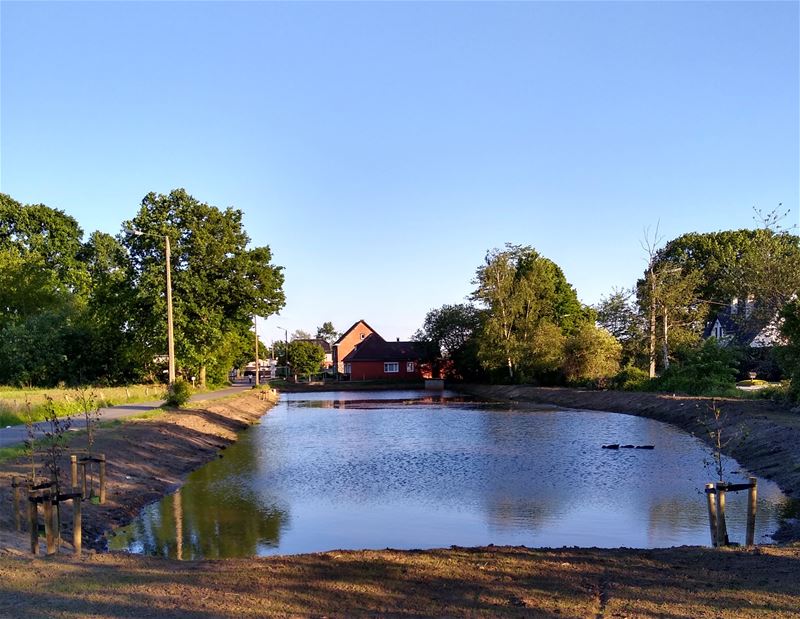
[360,333,366,340]
[406,362,415,372]
[384,362,399,373]
[344,363,351,374]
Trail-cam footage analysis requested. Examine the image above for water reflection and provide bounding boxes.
[110,390,787,558]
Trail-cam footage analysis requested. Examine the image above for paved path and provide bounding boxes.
[0,383,253,449]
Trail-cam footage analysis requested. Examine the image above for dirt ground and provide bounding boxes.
[0,543,798,618]
[0,387,799,618]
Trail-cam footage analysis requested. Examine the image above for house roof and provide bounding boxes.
[342,333,424,363]
[703,305,782,347]
[334,319,377,346]
[294,338,332,353]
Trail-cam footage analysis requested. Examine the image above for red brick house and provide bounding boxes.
[332,320,376,374]
[334,320,425,381]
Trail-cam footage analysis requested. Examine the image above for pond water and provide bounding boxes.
[109,390,787,559]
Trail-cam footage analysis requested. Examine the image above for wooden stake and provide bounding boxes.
[72,495,82,557]
[705,483,718,547]
[12,476,21,532]
[44,492,56,555]
[715,482,729,546]
[81,462,88,499]
[99,454,106,504]
[29,496,39,555]
[746,477,758,547]
[71,455,78,489]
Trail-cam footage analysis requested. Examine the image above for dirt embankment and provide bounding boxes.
[0,390,278,552]
[461,385,800,537]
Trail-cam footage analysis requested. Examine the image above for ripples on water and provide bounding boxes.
[110,390,787,558]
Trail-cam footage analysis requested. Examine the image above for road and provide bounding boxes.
[0,382,254,449]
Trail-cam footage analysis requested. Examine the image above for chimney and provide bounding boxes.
[396,337,400,342]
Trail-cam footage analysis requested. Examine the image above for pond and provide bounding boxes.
[109,390,787,559]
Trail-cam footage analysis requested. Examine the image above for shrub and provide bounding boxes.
[164,379,192,407]
[654,339,738,395]
[610,366,651,391]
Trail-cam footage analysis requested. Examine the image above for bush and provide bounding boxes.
[164,379,192,407]
[610,366,651,391]
[653,339,738,396]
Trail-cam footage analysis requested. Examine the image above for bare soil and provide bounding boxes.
[0,386,798,618]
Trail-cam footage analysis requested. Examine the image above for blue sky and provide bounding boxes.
[2,1,798,344]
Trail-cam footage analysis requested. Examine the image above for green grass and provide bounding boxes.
[0,384,168,426]
[0,443,29,463]
[99,408,165,429]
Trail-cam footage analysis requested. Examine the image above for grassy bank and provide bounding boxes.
[0,383,236,426]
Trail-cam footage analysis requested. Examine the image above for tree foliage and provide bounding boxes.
[122,189,285,386]
[647,228,800,330]
[0,190,285,387]
[780,300,800,402]
[287,340,325,376]
[563,324,622,385]
[472,244,591,381]
[315,322,340,347]
[414,304,483,380]
[594,288,646,366]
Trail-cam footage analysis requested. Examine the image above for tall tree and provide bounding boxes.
[472,244,590,381]
[594,288,646,367]
[122,189,285,386]
[315,322,340,347]
[414,304,483,380]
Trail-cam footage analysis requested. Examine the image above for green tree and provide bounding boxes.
[594,288,646,367]
[287,340,325,376]
[472,244,590,381]
[649,227,800,333]
[315,322,340,347]
[780,299,800,402]
[0,194,88,385]
[563,323,622,384]
[414,304,483,380]
[122,189,285,386]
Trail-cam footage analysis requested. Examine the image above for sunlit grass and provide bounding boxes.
[0,384,168,426]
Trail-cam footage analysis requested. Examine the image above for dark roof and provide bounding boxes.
[703,306,772,346]
[342,334,424,363]
[334,319,377,345]
[295,338,332,353]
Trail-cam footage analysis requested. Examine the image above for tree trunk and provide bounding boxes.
[662,305,670,371]
[507,357,514,380]
[199,365,207,388]
[649,269,657,378]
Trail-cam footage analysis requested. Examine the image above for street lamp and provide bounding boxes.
[132,229,176,387]
[276,326,289,379]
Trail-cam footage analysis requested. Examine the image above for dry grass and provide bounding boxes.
[0,544,798,618]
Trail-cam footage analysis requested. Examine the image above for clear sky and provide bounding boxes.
[2,1,798,345]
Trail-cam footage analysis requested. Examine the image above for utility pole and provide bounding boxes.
[165,235,176,386]
[254,316,260,387]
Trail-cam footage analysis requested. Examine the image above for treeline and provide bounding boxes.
[0,190,284,387]
[416,222,800,401]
